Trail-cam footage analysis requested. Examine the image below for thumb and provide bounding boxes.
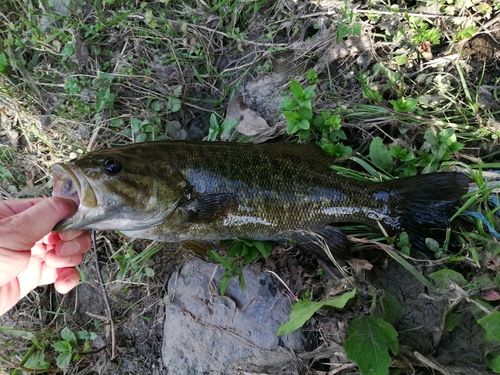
[1,197,78,251]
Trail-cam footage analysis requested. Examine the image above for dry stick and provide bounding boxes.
[92,231,116,359]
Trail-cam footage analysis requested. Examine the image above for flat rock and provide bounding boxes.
[162,258,304,374]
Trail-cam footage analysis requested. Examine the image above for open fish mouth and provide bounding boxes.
[52,163,97,231]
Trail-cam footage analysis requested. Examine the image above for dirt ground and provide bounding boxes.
[1,0,500,374]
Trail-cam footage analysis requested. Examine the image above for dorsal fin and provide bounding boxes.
[264,142,334,169]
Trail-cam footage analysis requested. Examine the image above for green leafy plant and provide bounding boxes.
[277,289,357,335]
[126,116,164,142]
[281,79,315,136]
[409,17,440,45]
[206,113,239,141]
[478,312,500,372]
[208,239,272,295]
[53,327,97,369]
[0,326,97,371]
[367,128,464,177]
[336,0,362,40]
[92,73,116,114]
[112,243,162,287]
[280,76,352,157]
[344,315,399,375]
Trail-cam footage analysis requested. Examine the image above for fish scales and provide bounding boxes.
[135,142,377,240]
[52,141,470,259]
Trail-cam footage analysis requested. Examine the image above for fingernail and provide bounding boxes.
[60,241,81,257]
[64,278,78,293]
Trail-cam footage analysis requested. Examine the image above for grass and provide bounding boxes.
[0,0,499,373]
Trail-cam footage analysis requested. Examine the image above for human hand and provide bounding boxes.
[0,197,92,316]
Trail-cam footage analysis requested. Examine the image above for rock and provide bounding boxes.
[162,258,304,374]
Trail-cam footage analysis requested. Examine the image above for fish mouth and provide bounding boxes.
[52,163,97,231]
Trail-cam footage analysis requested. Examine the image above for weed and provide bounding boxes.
[0,326,97,372]
[208,239,272,295]
[206,113,239,141]
[336,0,362,41]
[112,242,163,287]
[280,75,352,157]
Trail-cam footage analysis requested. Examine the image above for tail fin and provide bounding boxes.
[381,172,470,251]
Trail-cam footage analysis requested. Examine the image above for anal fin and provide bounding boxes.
[292,226,353,261]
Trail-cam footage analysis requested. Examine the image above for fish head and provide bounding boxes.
[52,147,188,232]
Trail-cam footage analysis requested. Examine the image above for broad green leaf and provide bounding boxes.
[485,349,500,373]
[380,291,403,325]
[369,137,392,172]
[352,23,362,36]
[130,118,142,133]
[150,99,164,112]
[56,351,72,369]
[438,129,455,141]
[76,330,97,340]
[290,79,303,100]
[425,237,441,253]
[254,240,272,258]
[283,111,300,123]
[60,327,76,344]
[395,55,407,65]
[227,242,244,257]
[470,298,493,321]
[53,340,72,352]
[303,84,316,99]
[478,312,500,343]
[276,289,356,336]
[220,119,239,135]
[448,142,464,153]
[428,269,467,289]
[444,311,462,331]
[135,132,147,143]
[297,107,313,121]
[0,52,8,71]
[24,351,50,370]
[244,248,259,264]
[168,97,182,112]
[109,118,124,127]
[296,118,310,130]
[344,315,399,375]
[280,96,297,111]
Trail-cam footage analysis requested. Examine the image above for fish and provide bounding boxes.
[51,141,470,259]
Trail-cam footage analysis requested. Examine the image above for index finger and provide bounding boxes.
[0,198,45,219]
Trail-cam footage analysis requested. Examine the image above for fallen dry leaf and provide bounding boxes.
[347,258,373,272]
[418,41,433,60]
[226,95,269,137]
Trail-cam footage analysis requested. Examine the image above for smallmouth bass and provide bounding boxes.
[52,141,470,259]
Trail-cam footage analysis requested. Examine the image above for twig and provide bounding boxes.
[92,231,116,359]
[413,351,450,375]
[264,270,299,302]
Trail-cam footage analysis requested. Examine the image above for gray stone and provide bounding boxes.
[162,258,304,374]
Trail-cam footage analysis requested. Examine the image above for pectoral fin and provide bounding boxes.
[179,194,238,223]
[292,226,353,261]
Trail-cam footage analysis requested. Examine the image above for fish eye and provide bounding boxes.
[103,158,122,175]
